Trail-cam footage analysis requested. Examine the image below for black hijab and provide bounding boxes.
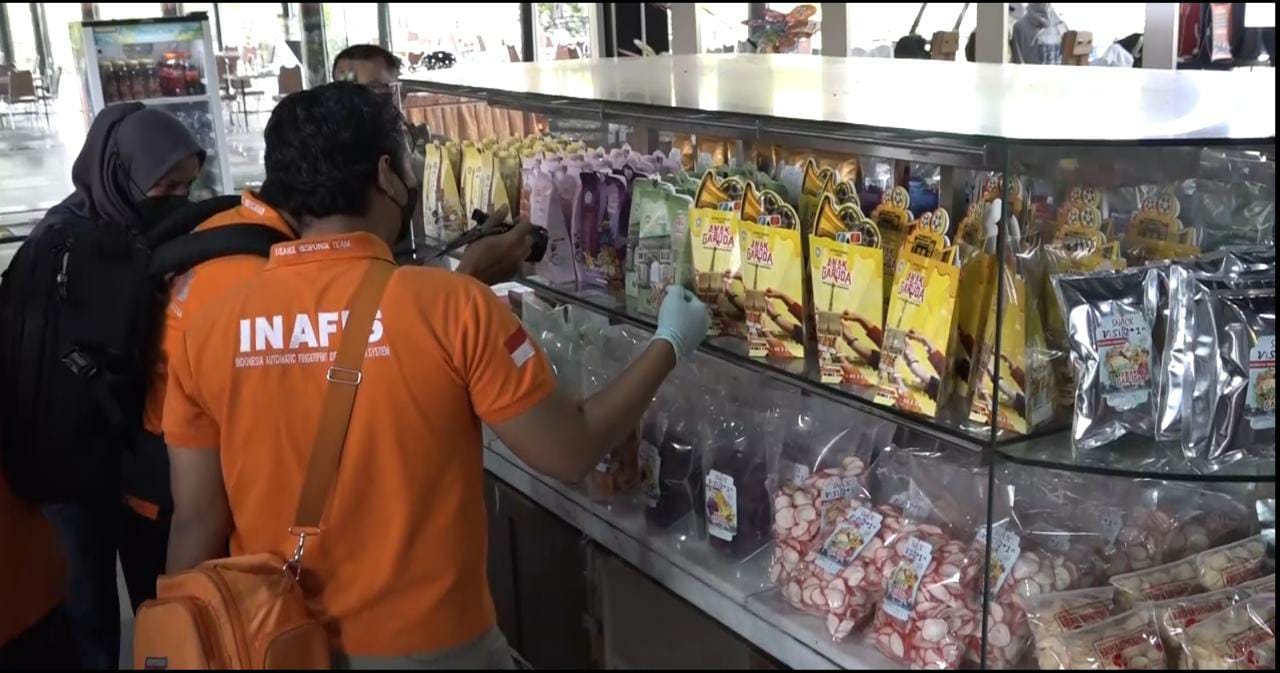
[58,103,206,231]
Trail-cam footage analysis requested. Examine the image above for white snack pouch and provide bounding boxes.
[1195,534,1270,592]
[1180,593,1276,670]
[1023,585,1116,670]
[1111,556,1204,611]
[1051,608,1167,670]
[1147,587,1247,668]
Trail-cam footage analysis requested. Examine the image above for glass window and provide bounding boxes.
[765,3,822,54]
[848,3,976,59]
[323,2,380,65]
[1052,3,1146,54]
[535,3,594,60]
[215,4,299,76]
[389,3,522,66]
[96,4,164,21]
[698,3,748,53]
[4,4,39,71]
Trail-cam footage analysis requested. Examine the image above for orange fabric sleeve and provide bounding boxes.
[161,327,221,449]
[456,284,557,424]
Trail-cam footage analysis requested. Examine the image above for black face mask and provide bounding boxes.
[135,194,190,230]
[387,171,418,247]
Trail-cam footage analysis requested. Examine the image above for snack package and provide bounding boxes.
[1195,535,1270,592]
[582,326,647,503]
[1047,607,1166,669]
[1053,266,1162,451]
[571,171,624,291]
[875,218,961,418]
[952,200,999,397]
[1111,556,1204,611]
[1123,188,1200,266]
[422,141,465,240]
[518,155,539,224]
[1185,289,1276,465]
[1147,587,1247,668]
[810,195,884,389]
[1237,573,1276,596]
[625,179,691,316]
[1179,594,1275,670]
[871,185,914,299]
[689,201,743,337]
[638,389,669,512]
[798,159,837,230]
[444,141,462,193]
[738,211,804,359]
[703,391,775,560]
[968,264,1055,434]
[1023,586,1116,670]
[529,166,578,287]
[492,150,519,216]
[645,376,705,539]
[460,142,491,217]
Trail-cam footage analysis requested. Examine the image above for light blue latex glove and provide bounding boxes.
[651,285,711,360]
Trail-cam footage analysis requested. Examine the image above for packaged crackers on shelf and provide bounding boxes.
[738,183,805,359]
[810,195,884,389]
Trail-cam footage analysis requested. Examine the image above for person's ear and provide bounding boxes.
[375,154,405,204]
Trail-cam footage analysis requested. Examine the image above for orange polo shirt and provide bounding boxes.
[143,191,296,435]
[0,466,64,645]
[163,231,555,656]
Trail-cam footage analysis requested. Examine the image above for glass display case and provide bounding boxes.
[404,54,1276,669]
[80,13,232,199]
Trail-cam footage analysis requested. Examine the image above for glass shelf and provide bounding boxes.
[996,432,1277,483]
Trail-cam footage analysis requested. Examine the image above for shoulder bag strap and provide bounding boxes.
[285,259,395,576]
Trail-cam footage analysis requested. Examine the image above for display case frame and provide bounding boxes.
[405,54,1276,669]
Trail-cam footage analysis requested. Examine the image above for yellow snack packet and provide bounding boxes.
[833,179,862,211]
[871,185,913,300]
[967,271,1054,434]
[422,142,466,240]
[875,221,960,418]
[694,170,736,210]
[739,215,805,360]
[460,142,483,216]
[495,150,521,218]
[952,201,998,397]
[689,206,742,337]
[810,195,884,387]
[1123,188,1199,263]
[798,159,836,232]
[487,152,511,215]
[444,141,462,191]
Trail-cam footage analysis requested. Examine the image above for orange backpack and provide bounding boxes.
[133,262,395,670]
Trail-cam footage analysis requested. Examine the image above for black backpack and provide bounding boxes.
[0,195,291,504]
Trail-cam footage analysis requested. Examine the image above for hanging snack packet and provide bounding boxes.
[1111,555,1204,611]
[1053,266,1161,451]
[952,200,999,397]
[738,199,805,359]
[810,195,884,389]
[423,141,466,240]
[798,159,836,229]
[875,216,960,418]
[689,174,744,337]
[1048,607,1166,670]
[1185,289,1276,465]
[1023,586,1116,670]
[703,394,774,560]
[583,328,644,503]
[529,166,578,287]
[1148,587,1248,668]
[1123,188,1200,265]
[871,185,914,299]
[459,142,486,217]
[1179,594,1275,670]
[645,382,704,538]
[626,179,678,316]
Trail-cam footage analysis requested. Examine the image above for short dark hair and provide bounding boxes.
[331,44,402,80]
[259,82,407,220]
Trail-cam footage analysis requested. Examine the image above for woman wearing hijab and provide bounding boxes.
[8,102,204,669]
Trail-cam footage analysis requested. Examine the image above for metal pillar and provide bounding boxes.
[1143,3,1179,69]
[29,3,51,78]
[820,3,848,57]
[377,2,391,50]
[670,2,698,55]
[299,2,327,86]
[520,3,534,61]
[0,5,14,68]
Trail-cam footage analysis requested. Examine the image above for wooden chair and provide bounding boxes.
[507,44,521,62]
[274,65,303,101]
[4,70,41,126]
[36,67,61,120]
[407,51,425,70]
[1063,31,1093,66]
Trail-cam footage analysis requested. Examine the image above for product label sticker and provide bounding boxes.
[884,536,933,622]
[1246,334,1276,430]
[815,507,883,575]
[1095,312,1153,411]
[790,462,811,486]
[1100,507,1125,547]
[1054,601,1112,631]
[594,456,610,473]
[1091,624,1163,668]
[1164,597,1235,629]
[889,479,934,522]
[1221,557,1266,588]
[820,476,861,506]
[1140,577,1201,602]
[705,469,738,541]
[986,527,1021,594]
[1226,623,1273,662]
[640,442,661,508]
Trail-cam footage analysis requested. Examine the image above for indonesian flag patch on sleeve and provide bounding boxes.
[505,325,536,368]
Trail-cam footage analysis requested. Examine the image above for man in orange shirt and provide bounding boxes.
[125,140,532,613]
[162,82,709,667]
[0,465,74,668]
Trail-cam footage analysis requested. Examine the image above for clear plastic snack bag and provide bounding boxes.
[1179,593,1275,670]
[1195,535,1270,592]
[582,326,647,503]
[1147,587,1247,668]
[703,385,777,561]
[1023,586,1116,670]
[1053,265,1162,451]
[645,371,706,541]
[1047,607,1166,670]
[1110,555,1204,612]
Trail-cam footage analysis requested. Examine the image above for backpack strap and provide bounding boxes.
[285,260,396,578]
[149,224,293,279]
[144,194,243,248]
